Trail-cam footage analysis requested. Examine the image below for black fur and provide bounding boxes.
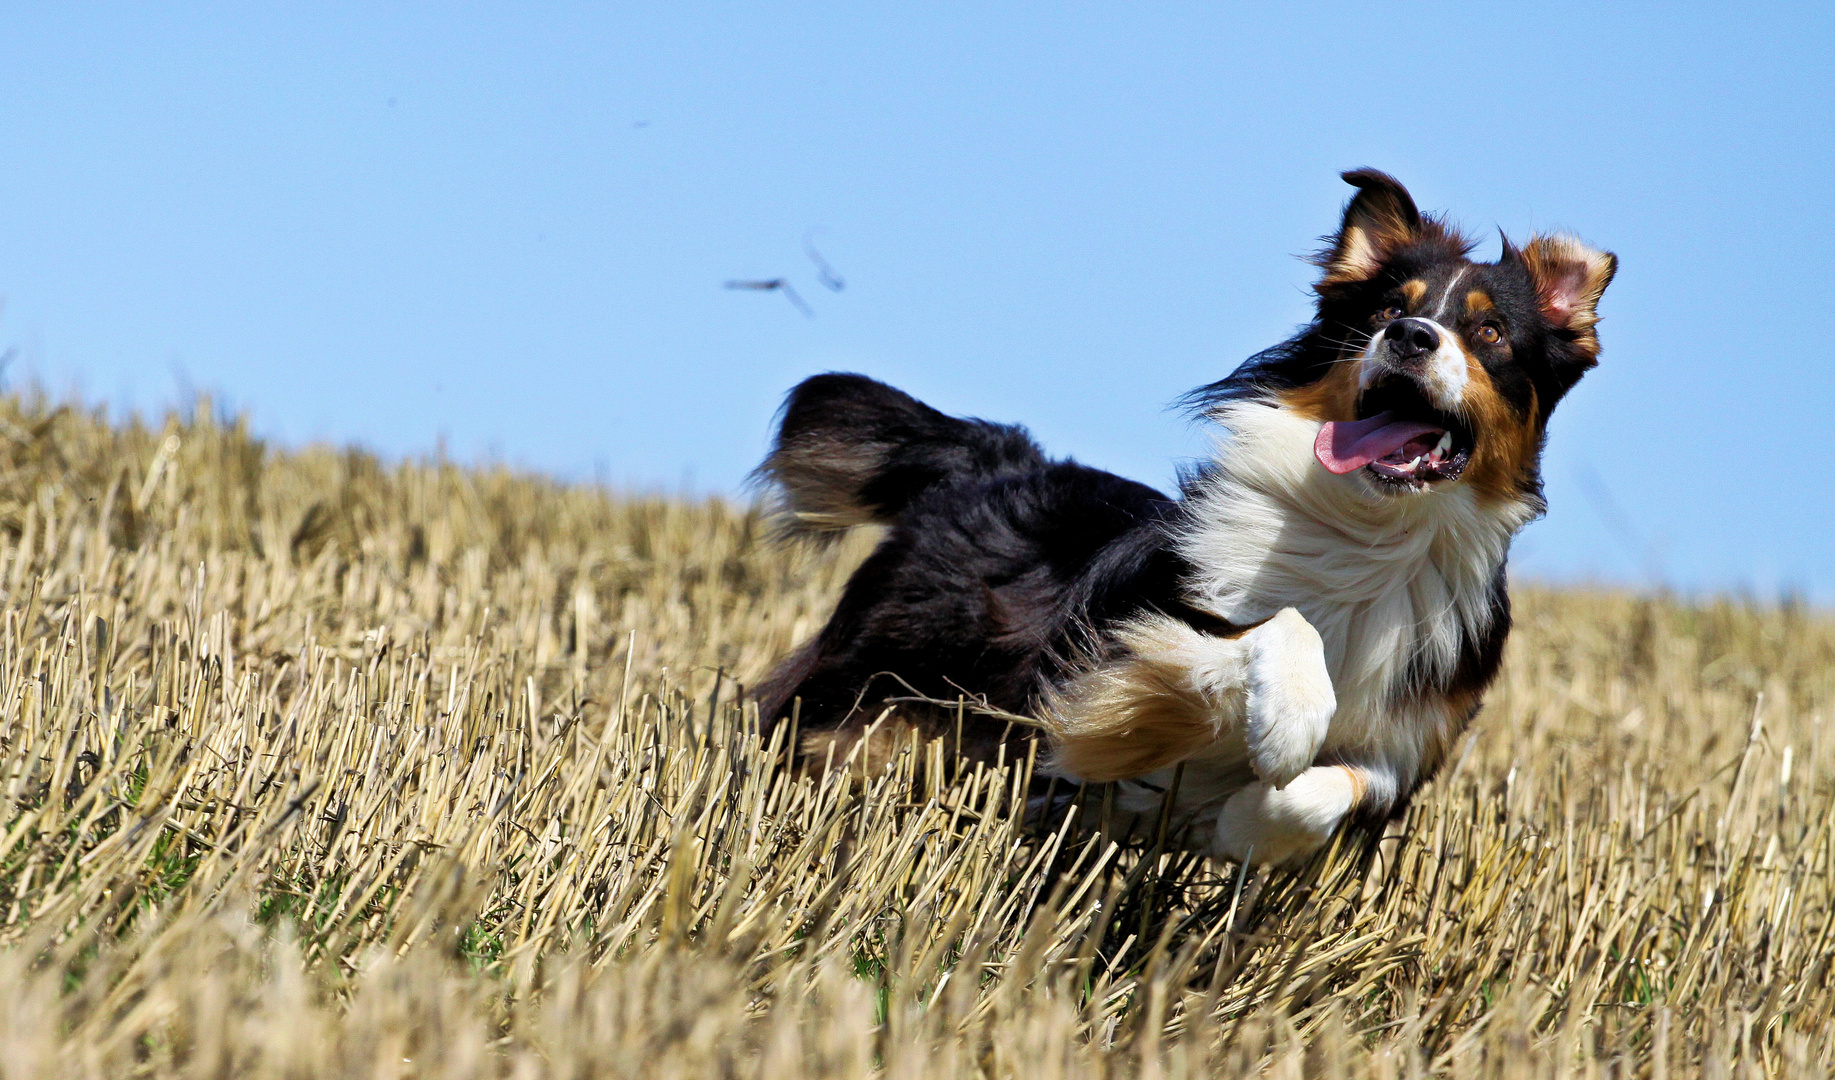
[755,171,1612,824]
[758,374,1049,538]
[755,374,1211,762]
[1188,171,1612,505]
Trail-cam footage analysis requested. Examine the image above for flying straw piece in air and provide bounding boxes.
[805,229,846,292]
[724,278,814,318]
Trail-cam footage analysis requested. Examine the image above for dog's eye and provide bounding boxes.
[1377,305,1405,322]
[1476,324,1502,345]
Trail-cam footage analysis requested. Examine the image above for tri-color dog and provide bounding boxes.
[755,170,1615,864]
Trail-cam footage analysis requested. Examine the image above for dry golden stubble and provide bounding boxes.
[0,388,1827,1076]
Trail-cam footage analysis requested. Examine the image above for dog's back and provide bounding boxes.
[758,372,1049,539]
[750,173,1615,865]
[755,373,1184,768]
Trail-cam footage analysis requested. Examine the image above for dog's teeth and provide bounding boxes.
[1435,431,1453,457]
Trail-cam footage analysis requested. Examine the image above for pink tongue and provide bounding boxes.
[1314,412,1446,475]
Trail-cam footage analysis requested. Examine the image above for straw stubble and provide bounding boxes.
[0,391,1829,1077]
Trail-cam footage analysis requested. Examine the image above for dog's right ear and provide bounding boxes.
[1316,169,1425,287]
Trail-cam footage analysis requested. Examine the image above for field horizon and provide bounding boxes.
[0,390,1830,1077]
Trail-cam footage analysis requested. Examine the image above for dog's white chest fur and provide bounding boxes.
[1046,400,1538,863]
[1176,402,1532,758]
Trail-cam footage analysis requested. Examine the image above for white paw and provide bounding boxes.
[1211,766,1358,866]
[1244,607,1336,789]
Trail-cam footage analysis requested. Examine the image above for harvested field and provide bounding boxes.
[0,392,1831,1077]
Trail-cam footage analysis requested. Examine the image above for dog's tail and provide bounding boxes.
[757,373,1047,539]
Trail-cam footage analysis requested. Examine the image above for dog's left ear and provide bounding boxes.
[1317,169,1425,287]
[1513,234,1618,359]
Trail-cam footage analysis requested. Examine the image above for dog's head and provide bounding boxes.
[1203,170,1616,504]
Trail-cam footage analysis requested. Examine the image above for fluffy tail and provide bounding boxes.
[757,373,1047,538]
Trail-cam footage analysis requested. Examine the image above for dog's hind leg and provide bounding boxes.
[1044,606,1335,787]
[1043,614,1252,782]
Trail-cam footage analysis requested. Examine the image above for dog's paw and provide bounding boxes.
[1244,607,1335,789]
[1211,765,1358,865]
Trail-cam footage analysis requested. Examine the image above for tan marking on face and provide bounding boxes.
[1277,356,1361,423]
[1400,279,1427,306]
[1457,353,1540,505]
[1464,289,1494,316]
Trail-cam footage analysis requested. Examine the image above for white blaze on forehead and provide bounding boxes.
[1431,267,1472,320]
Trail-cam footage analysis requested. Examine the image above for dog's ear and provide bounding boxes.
[1514,234,1618,358]
[1316,169,1426,287]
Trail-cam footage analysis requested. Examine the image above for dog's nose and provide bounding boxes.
[1383,318,1439,362]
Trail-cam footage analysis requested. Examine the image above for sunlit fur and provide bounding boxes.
[1122,399,1537,853]
[756,170,1614,865]
[1046,606,1335,789]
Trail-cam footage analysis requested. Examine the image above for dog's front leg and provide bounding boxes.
[1240,607,1336,789]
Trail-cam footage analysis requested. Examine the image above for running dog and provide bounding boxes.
[754,169,1615,864]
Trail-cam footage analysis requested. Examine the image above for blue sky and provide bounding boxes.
[0,3,1830,599]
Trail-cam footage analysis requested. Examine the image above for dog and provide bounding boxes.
[753,169,1615,865]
